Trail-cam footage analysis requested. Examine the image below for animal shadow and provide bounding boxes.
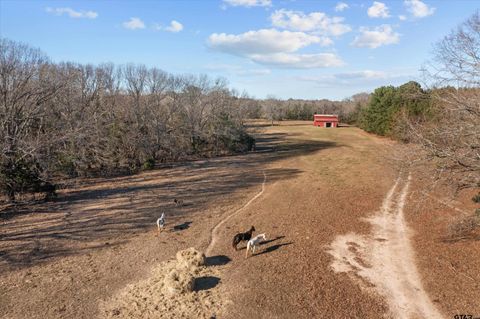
[206,255,231,266]
[171,221,192,232]
[259,235,285,246]
[194,276,220,291]
[254,242,293,257]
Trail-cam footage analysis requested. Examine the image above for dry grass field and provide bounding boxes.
[1,121,478,318]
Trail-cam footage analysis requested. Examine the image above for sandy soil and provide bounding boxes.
[1,121,479,318]
[328,173,443,319]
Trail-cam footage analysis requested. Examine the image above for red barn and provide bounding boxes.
[313,114,339,128]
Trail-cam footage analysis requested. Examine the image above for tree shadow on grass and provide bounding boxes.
[0,129,336,271]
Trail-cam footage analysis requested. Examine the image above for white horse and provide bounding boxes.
[246,233,267,258]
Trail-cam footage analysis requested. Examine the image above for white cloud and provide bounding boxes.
[335,70,387,79]
[367,2,390,18]
[249,53,344,68]
[152,20,184,32]
[399,15,407,21]
[297,69,415,87]
[123,17,145,30]
[208,29,326,55]
[335,2,349,12]
[45,7,98,19]
[352,25,400,48]
[223,0,271,7]
[270,9,351,36]
[207,29,343,69]
[165,20,183,32]
[404,0,435,18]
[318,37,335,46]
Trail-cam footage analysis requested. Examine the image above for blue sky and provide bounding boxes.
[1,0,478,100]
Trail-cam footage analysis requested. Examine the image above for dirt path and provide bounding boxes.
[206,171,267,256]
[328,173,444,319]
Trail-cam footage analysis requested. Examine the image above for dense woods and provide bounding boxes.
[0,39,254,200]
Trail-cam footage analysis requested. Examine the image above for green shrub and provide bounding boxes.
[237,132,256,152]
[142,158,155,170]
[0,157,54,201]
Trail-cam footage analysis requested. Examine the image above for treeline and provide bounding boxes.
[238,93,369,123]
[0,39,254,201]
[260,96,365,122]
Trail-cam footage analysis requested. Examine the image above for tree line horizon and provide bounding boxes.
[1,12,478,201]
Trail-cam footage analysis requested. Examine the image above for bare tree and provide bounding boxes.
[0,39,66,200]
[430,12,480,88]
[263,95,282,125]
[411,12,480,190]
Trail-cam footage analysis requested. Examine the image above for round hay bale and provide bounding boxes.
[176,248,205,271]
[163,268,195,296]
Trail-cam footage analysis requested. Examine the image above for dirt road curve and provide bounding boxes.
[1,121,479,319]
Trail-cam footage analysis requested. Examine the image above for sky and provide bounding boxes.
[1,0,478,100]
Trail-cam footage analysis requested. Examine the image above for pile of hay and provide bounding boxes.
[100,248,220,319]
[163,248,206,296]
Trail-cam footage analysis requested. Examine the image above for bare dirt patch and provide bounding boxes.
[328,173,443,319]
